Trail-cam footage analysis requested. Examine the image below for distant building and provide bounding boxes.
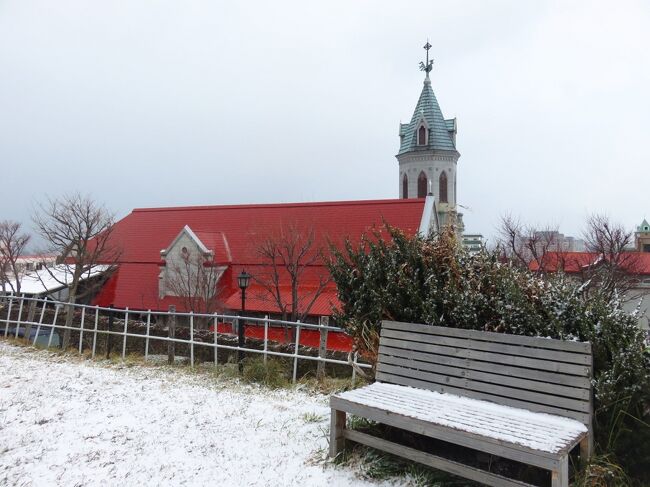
[517,231,585,260]
[462,234,484,254]
[14,254,57,275]
[636,219,650,252]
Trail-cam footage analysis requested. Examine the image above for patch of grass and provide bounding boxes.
[573,454,630,487]
[336,444,477,486]
[240,356,290,389]
[301,412,324,423]
[299,375,369,395]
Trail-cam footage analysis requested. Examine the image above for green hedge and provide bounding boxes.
[328,226,650,485]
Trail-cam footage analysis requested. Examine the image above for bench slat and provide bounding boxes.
[383,321,591,354]
[343,429,537,487]
[376,363,591,413]
[381,328,591,365]
[378,354,591,400]
[381,337,591,377]
[378,345,592,389]
[374,371,591,424]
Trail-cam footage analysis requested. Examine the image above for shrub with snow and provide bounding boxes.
[328,225,650,485]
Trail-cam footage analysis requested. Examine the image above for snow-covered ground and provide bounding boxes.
[0,342,395,487]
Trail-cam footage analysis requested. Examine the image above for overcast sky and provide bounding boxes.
[1,0,649,244]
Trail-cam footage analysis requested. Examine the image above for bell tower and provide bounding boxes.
[397,42,463,232]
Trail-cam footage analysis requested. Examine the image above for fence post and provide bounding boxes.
[144,311,151,361]
[3,294,13,337]
[263,315,269,365]
[352,352,358,386]
[317,316,329,380]
[121,307,129,360]
[189,311,194,368]
[78,306,86,354]
[92,306,99,358]
[237,314,245,373]
[14,296,24,339]
[213,314,218,366]
[167,305,176,365]
[33,299,47,346]
[292,322,301,383]
[106,305,114,359]
[24,299,37,343]
[47,305,59,348]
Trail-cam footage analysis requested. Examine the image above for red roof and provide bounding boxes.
[529,251,650,275]
[94,198,426,314]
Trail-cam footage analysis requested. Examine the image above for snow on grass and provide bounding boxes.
[0,343,395,487]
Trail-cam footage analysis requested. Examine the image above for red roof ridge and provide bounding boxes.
[131,197,424,214]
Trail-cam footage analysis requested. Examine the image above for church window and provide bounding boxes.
[417,171,427,198]
[418,125,427,145]
[439,171,448,203]
[402,174,408,199]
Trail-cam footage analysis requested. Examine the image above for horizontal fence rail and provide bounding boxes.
[0,293,370,382]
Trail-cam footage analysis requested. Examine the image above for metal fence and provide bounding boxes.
[0,293,370,382]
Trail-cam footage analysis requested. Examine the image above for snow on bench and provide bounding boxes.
[336,382,587,454]
[330,321,593,487]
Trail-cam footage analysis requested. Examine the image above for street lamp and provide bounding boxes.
[237,269,251,372]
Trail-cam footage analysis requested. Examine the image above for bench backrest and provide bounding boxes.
[376,320,593,426]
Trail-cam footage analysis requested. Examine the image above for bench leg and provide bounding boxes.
[551,456,569,487]
[329,409,346,457]
[580,434,592,461]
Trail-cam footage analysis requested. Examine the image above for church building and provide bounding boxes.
[93,45,463,319]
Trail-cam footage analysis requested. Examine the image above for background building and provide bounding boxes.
[636,219,650,252]
[462,234,484,254]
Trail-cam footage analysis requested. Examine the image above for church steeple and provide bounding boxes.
[397,42,463,233]
[399,42,457,155]
[398,75,457,154]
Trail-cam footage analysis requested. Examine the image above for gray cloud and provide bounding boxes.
[1,0,648,243]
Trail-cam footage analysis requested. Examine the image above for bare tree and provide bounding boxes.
[164,247,225,322]
[581,214,641,301]
[0,221,31,294]
[498,213,641,302]
[497,215,561,274]
[253,223,330,325]
[33,193,120,348]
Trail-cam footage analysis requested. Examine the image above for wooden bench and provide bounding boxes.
[330,320,593,487]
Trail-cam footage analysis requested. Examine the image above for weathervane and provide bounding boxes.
[419,40,433,75]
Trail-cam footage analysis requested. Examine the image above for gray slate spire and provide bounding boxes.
[398,76,457,154]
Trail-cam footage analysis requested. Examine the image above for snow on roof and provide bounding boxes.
[8,265,111,295]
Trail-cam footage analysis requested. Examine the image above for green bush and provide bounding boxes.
[328,225,650,484]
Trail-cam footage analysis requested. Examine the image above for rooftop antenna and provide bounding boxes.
[419,40,433,77]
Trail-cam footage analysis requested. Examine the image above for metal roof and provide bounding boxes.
[398,76,456,154]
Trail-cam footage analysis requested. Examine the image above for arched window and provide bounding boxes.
[402,173,408,199]
[417,171,428,198]
[418,125,427,145]
[439,171,448,203]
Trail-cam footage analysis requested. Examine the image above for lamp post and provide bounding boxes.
[237,269,251,372]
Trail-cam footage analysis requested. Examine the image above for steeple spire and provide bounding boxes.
[419,40,433,79]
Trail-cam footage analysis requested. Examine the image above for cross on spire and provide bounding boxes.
[419,40,433,77]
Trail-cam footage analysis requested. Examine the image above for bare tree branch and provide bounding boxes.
[164,247,225,320]
[32,193,120,347]
[0,221,31,294]
[581,214,641,301]
[253,223,331,323]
